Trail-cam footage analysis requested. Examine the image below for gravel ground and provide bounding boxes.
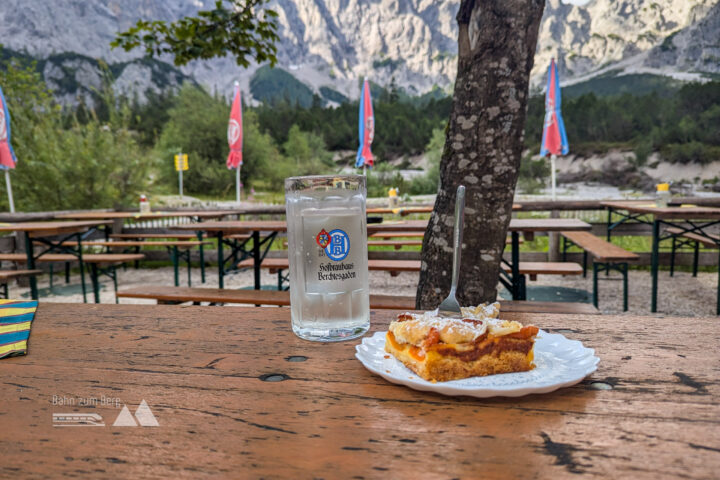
[6,264,717,317]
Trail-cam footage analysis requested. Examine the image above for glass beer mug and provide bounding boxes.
[285,175,370,341]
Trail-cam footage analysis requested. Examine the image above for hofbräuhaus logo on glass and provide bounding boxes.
[302,216,363,294]
[325,229,350,261]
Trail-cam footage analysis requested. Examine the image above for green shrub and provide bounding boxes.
[0,60,149,211]
[517,154,551,194]
[408,126,443,195]
[154,84,280,196]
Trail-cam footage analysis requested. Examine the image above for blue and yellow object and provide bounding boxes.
[0,299,38,359]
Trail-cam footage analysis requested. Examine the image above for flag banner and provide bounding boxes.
[0,85,17,170]
[355,79,375,168]
[227,84,243,169]
[540,58,569,157]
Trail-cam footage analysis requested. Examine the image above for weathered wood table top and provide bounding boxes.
[179,218,591,235]
[1,304,717,478]
[602,201,720,220]
[0,220,111,236]
[54,210,237,220]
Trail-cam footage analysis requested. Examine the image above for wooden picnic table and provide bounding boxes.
[602,201,720,314]
[54,210,239,220]
[175,218,592,294]
[56,212,242,285]
[0,220,112,301]
[0,220,111,237]
[0,303,717,478]
[367,205,434,215]
[367,204,522,215]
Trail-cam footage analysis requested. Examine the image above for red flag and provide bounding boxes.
[226,84,243,169]
[540,58,569,157]
[0,84,17,170]
[356,79,374,168]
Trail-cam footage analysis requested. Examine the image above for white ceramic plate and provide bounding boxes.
[355,330,599,398]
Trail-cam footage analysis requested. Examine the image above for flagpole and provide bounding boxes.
[550,155,555,201]
[5,170,14,213]
[236,166,241,203]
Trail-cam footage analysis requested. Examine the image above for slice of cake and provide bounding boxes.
[384,303,538,382]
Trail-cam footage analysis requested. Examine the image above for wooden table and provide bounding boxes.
[57,211,241,285]
[54,210,239,220]
[367,204,522,215]
[176,219,591,294]
[602,201,720,314]
[367,205,435,215]
[504,218,592,300]
[170,220,435,289]
[0,303,717,478]
[0,221,111,301]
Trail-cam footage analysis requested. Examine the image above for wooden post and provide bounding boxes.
[548,209,560,262]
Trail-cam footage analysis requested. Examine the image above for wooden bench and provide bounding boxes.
[110,233,215,284]
[500,262,583,279]
[238,257,582,290]
[666,227,719,277]
[62,240,209,287]
[237,258,421,289]
[66,240,207,248]
[226,234,251,241]
[282,240,424,250]
[369,231,520,246]
[370,231,425,239]
[110,233,203,240]
[117,285,599,314]
[367,240,422,249]
[0,269,43,298]
[0,253,144,303]
[561,231,639,311]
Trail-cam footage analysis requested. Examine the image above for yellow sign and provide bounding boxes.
[174,154,189,171]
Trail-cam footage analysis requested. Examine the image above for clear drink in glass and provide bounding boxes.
[285,175,370,341]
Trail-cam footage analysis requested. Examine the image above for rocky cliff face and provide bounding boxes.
[0,0,717,102]
[535,0,718,88]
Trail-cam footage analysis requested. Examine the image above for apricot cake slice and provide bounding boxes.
[384,303,539,382]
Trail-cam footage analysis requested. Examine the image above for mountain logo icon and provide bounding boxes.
[112,400,159,427]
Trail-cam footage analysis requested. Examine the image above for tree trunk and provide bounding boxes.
[416,0,545,309]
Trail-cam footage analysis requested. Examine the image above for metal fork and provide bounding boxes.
[438,185,466,317]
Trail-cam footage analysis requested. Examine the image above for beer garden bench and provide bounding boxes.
[284,239,423,250]
[110,232,221,284]
[0,269,43,299]
[666,227,719,277]
[561,231,639,311]
[369,231,521,246]
[0,253,144,303]
[116,285,599,315]
[236,257,583,291]
[62,240,210,287]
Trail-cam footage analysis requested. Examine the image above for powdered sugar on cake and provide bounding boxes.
[388,302,524,346]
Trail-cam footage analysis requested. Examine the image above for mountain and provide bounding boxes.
[535,0,719,90]
[0,0,718,104]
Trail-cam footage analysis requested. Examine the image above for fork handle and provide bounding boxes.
[450,185,466,295]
